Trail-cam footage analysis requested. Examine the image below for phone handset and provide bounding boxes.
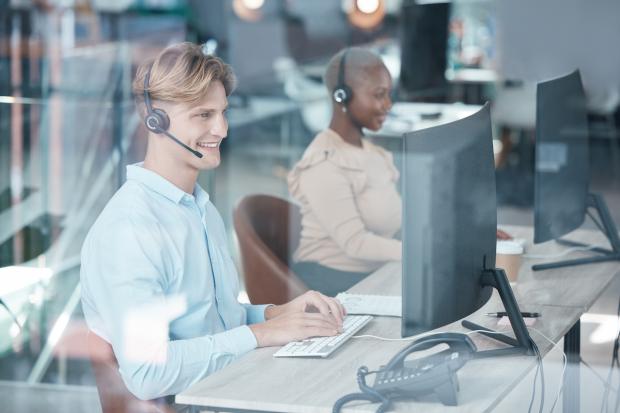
[382,332,476,372]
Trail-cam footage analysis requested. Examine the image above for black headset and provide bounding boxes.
[332,49,352,105]
[143,65,170,133]
[143,65,203,158]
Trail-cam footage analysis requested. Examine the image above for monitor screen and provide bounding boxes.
[399,1,450,96]
[534,70,589,244]
[401,103,495,337]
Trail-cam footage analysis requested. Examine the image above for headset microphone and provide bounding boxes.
[143,65,203,159]
[160,129,203,158]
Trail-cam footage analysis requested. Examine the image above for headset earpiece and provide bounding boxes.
[333,85,352,104]
[141,63,203,158]
[145,108,170,133]
[143,65,170,133]
[333,50,352,105]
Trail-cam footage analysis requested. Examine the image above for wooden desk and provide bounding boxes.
[505,226,618,310]
[177,225,619,412]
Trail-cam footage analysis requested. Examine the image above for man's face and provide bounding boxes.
[162,80,229,171]
[347,65,392,131]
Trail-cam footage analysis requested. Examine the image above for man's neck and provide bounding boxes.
[143,150,198,194]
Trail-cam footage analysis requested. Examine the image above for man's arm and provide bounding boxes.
[242,303,271,324]
[81,216,256,400]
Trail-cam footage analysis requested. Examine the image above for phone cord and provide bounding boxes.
[332,366,392,413]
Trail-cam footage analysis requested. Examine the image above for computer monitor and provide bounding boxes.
[402,103,535,357]
[533,70,620,270]
[399,1,450,99]
[401,103,495,337]
[534,70,589,243]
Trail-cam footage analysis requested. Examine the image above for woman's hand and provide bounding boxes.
[496,229,512,240]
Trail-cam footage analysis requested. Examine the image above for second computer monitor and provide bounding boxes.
[401,103,496,337]
[534,70,590,244]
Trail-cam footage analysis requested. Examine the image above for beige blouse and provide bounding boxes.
[288,128,402,273]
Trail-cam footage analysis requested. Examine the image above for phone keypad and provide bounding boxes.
[377,367,423,385]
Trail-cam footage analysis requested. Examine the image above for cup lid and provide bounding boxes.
[497,240,524,255]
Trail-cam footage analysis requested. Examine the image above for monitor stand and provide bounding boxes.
[462,268,536,357]
[533,193,620,271]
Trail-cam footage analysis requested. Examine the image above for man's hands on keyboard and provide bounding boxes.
[249,290,346,347]
[273,315,373,358]
[266,290,346,324]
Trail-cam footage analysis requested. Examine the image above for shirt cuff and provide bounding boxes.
[243,304,271,324]
[215,325,258,356]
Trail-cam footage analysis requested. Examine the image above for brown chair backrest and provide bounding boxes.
[87,332,175,413]
[234,194,308,304]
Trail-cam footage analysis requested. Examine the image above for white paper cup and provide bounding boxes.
[496,241,524,283]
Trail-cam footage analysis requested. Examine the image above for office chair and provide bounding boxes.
[87,332,178,413]
[234,194,308,305]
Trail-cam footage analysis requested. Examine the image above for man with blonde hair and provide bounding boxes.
[80,42,344,401]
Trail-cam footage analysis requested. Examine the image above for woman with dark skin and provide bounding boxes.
[288,48,401,295]
[288,47,511,296]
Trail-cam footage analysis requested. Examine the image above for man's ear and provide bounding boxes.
[135,99,148,120]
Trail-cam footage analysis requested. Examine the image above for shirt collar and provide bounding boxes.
[126,163,210,206]
[325,128,367,151]
[193,184,210,210]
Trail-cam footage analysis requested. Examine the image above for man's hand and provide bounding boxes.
[250,311,341,347]
[266,290,346,323]
[251,291,347,347]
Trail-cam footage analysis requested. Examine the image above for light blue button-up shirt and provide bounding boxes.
[80,164,268,400]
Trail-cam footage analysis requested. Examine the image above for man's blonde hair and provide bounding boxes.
[133,42,236,112]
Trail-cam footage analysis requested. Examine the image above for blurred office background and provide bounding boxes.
[0,0,619,410]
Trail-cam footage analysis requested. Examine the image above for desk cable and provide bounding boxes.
[351,328,517,341]
[600,296,620,413]
[581,359,618,394]
[332,334,436,413]
[0,297,22,332]
[528,327,568,413]
[351,329,547,413]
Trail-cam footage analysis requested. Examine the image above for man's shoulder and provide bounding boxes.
[86,182,160,240]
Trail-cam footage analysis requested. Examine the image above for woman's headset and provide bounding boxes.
[332,49,352,106]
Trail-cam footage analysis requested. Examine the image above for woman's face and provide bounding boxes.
[347,64,393,131]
